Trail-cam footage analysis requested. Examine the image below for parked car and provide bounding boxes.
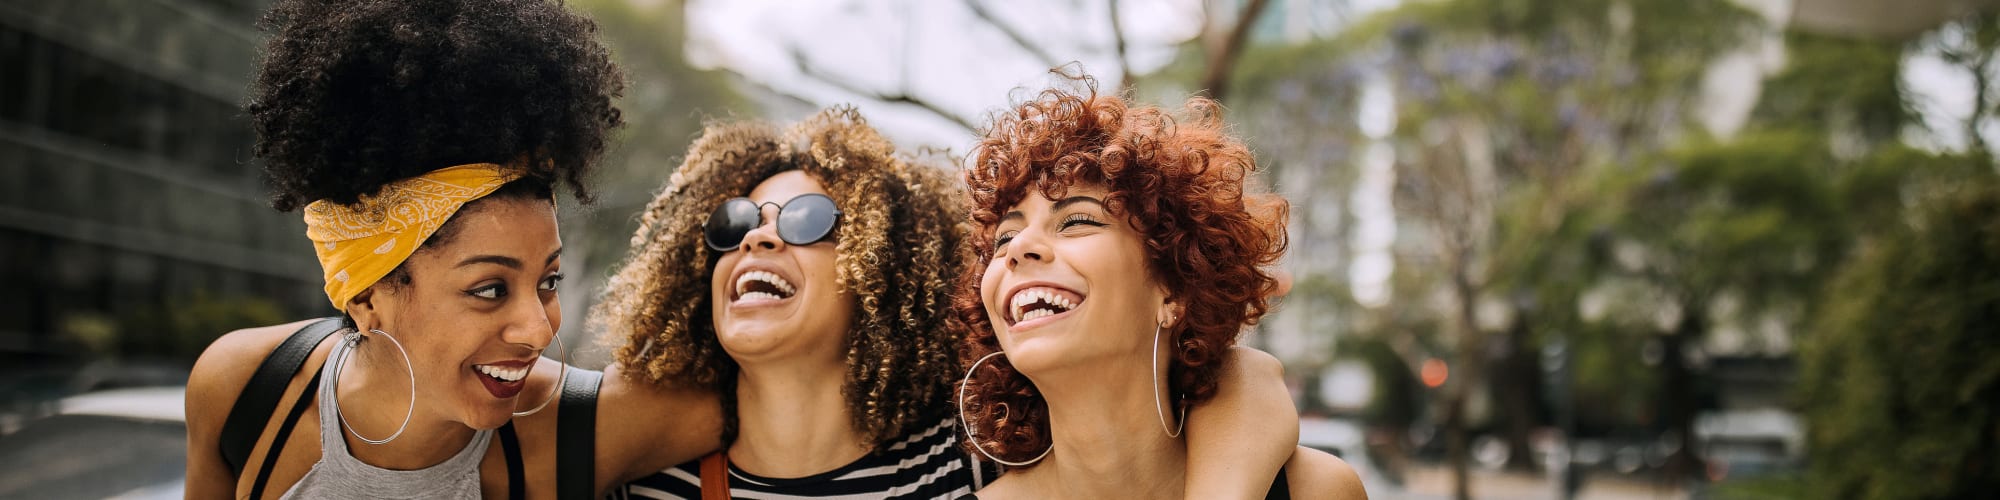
[0,386,187,499]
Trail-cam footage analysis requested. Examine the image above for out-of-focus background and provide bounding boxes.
[3,0,1998,498]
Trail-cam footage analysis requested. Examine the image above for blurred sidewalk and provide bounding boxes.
[1374,464,1686,500]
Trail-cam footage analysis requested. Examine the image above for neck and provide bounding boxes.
[729,354,870,477]
[337,340,476,471]
[1008,349,1186,499]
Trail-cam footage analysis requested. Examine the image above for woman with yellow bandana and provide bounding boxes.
[182,0,720,498]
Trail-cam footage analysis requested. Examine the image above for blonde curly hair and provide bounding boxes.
[595,106,970,448]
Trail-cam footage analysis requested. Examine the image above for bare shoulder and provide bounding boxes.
[1222,345,1284,376]
[186,319,329,422]
[1283,446,1367,500]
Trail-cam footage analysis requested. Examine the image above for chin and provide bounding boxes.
[999,335,1075,378]
[462,404,516,430]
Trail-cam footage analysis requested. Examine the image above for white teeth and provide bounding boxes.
[738,291,782,302]
[1009,287,1079,322]
[476,364,528,382]
[734,270,796,300]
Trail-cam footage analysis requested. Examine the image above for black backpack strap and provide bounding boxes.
[246,371,322,500]
[220,317,345,476]
[499,421,526,500]
[557,366,603,500]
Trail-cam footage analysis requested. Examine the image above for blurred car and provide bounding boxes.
[0,386,187,499]
[1696,408,1804,481]
[1299,417,1393,491]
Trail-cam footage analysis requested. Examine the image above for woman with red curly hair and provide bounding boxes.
[954,79,1367,499]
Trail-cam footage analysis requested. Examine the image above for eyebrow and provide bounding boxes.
[1001,195,1105,223]
[455,247,563,270]
[1052,195,1104,212]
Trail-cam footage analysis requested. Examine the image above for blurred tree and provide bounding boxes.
[1335,0,1760,493]
[1800,176,2000,500]
[563,0,752,364]
[1586,131,1853,479]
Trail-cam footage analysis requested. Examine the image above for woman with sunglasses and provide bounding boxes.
[184,0,721,498]
[598,107,1303,499]
[953,81,1367,499]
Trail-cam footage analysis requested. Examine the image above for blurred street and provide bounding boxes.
[1382,465,1684,500]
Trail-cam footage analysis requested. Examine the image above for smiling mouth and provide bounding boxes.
[475,364,528,382]
[734,270,797,303]
[473,362,530,399]
[1008,287,1083,324]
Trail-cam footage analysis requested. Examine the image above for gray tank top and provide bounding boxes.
[281,337,494,499]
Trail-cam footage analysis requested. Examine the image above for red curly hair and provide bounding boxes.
[953,76,1289,465]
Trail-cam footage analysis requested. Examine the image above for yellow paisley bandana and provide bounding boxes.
[304,163,524,311]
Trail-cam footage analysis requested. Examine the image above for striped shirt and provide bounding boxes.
[623,418,997,500]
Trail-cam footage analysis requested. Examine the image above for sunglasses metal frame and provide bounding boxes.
[702,192,844,252]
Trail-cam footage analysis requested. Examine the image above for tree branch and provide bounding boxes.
[788,48,980,133]
[1201,0,1273,103]
[1108,0,1134,89]
[963,0,1064,69]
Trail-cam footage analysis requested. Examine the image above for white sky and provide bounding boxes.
[684,0,1208,150]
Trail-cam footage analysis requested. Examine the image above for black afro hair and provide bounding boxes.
[247,0,624,211]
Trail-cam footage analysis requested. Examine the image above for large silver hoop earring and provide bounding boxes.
[1153,320,1187,439]
[957,351,1053,467]
[512,333,568,417]
[334,328,417,445]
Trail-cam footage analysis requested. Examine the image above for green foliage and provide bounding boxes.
[1753,32,1909,143]
[1611,132,1849,307]
[1800,178,2000,499]
[114,294,289,360]
[1564,319,1659,427]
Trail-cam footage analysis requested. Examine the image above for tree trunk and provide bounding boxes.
[1445,392,1471,500]
[1659,308,1706,481]
[1495,313,1541,472]
[1447,270,1483,500]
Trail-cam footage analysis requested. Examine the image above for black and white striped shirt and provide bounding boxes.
[623,419,997,500]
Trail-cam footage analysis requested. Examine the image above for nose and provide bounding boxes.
[739,203,785,252]
[1006,227,1051,268]
[501,292,557,353]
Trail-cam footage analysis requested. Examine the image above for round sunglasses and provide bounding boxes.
[703,193,844,252]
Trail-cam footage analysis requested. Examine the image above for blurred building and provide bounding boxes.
[0,0,321,367]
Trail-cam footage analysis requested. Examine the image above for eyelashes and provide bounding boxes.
[466,274,564,300]
[991,213,1107,253]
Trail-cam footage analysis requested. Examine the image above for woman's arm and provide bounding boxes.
[1183,346,1300,500]
[591,362,725,494]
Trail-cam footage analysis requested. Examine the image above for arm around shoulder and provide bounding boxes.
[1183,346,1301,499]
[592,362,724,492]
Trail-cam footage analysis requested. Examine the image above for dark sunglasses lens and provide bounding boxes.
[778,194,839,245]
[705,199,760,250]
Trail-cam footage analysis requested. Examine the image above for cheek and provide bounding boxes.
[978,259,1007,317]
[710,254,739,304]
[802,250,848,309]
[545,299,563,336]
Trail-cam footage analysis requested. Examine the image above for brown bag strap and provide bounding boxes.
[700,451,730,500]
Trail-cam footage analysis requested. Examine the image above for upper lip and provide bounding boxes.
[729,261,799,301]
[1001,280,1085,324]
